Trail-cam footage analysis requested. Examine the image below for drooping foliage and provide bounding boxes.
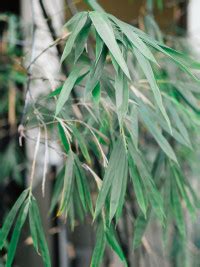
[1,1,200,266]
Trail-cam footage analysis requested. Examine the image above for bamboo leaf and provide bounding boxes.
[29,201,39,252]
[85,44,107,97]
[139,106,178,163]
[106,225,127,265]
[72,126,91,164]
[128,154,147,216]
[90,223,105,267]
[133,27,200,81]
[115,69,129,126]
[6,200,29,267]
[133,212,150,248]
[89,11,130,79]
[128,139,165,221]
[75,20,91,62]
[84,0,104,12]
[171,180,186,238]
[61,12,88,63]
[168,103,191,147]
[94,138,124,219]
[109,141,128,222]
[75,157,94,214]
[134,48,171,132]
[58,122,70,153]
[109,15,158,64]
[56,64,88,115]
[59,152,74,214]
[49,168,65,213]
[48,70,89,99]
[31,197,51,267]
[92,82,101,104]
[0,189,28,249]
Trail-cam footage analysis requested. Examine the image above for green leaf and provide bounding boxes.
[133,212,150,248]
[125,104,138,149]
[94,138,125,219]
[85,44,107,97]
[115,68,129,126]
[92,82,101,104]
[106,225,127,265]
[63,12,85,29]
[168,103,191,147]
[89,11,130,79]
[75,20,91,62]
[109,15,158,64]
[90,223,105,267]
[29,201,39,252]
[128,154,147,216]
[84,0,105,12]
[72,126,91,164]
[61,12,88,63]
[59,152,74,214]
[58,122,70,153]
[115,166,128,222]
[109,141,128,222]
[0,189,28,249]
[171,180,186,238]
[48,70,89,99]
[134,48,171,132]
[128,139,165,222]
[56,64,88,115]
[133,28,200,81]
[31,197,51,267]
[47,85,63,98]
[6,200,29,267]
[75,157,94,214]
[139,106,178,163]
[49,168,65,213]
[172,166,195,218]
[136,99,191,148]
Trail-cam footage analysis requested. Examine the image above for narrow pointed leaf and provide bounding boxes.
[61,12,88,63]
[89,11,130,79]
[128,139,165,221]
[133,212,150,248]
[171,181,186,238]
[56,64,88,115]
[109,15,158,64]
[90,223,105,267]
[85,44,107,96]
[6,200,29,267]
[72,126,91,164]
[109,142,127,222]
[31,197,51,267]
[75,20,91,62]
[106,225,127,265]
[134,48,171,132]
[59,152,74,214]
[115,69,129,126]
[139,106,178,163]
[128,154,147,216]
[94,138,124,219]
[0,189,28,249]
[58,122,70,153]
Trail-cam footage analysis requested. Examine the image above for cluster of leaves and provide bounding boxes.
[0,190,50,267]
[1,1,200,267]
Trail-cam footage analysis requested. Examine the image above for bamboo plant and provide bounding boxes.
[1,0,200,266]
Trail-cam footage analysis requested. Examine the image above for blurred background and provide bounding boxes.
[1,0,200,266]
